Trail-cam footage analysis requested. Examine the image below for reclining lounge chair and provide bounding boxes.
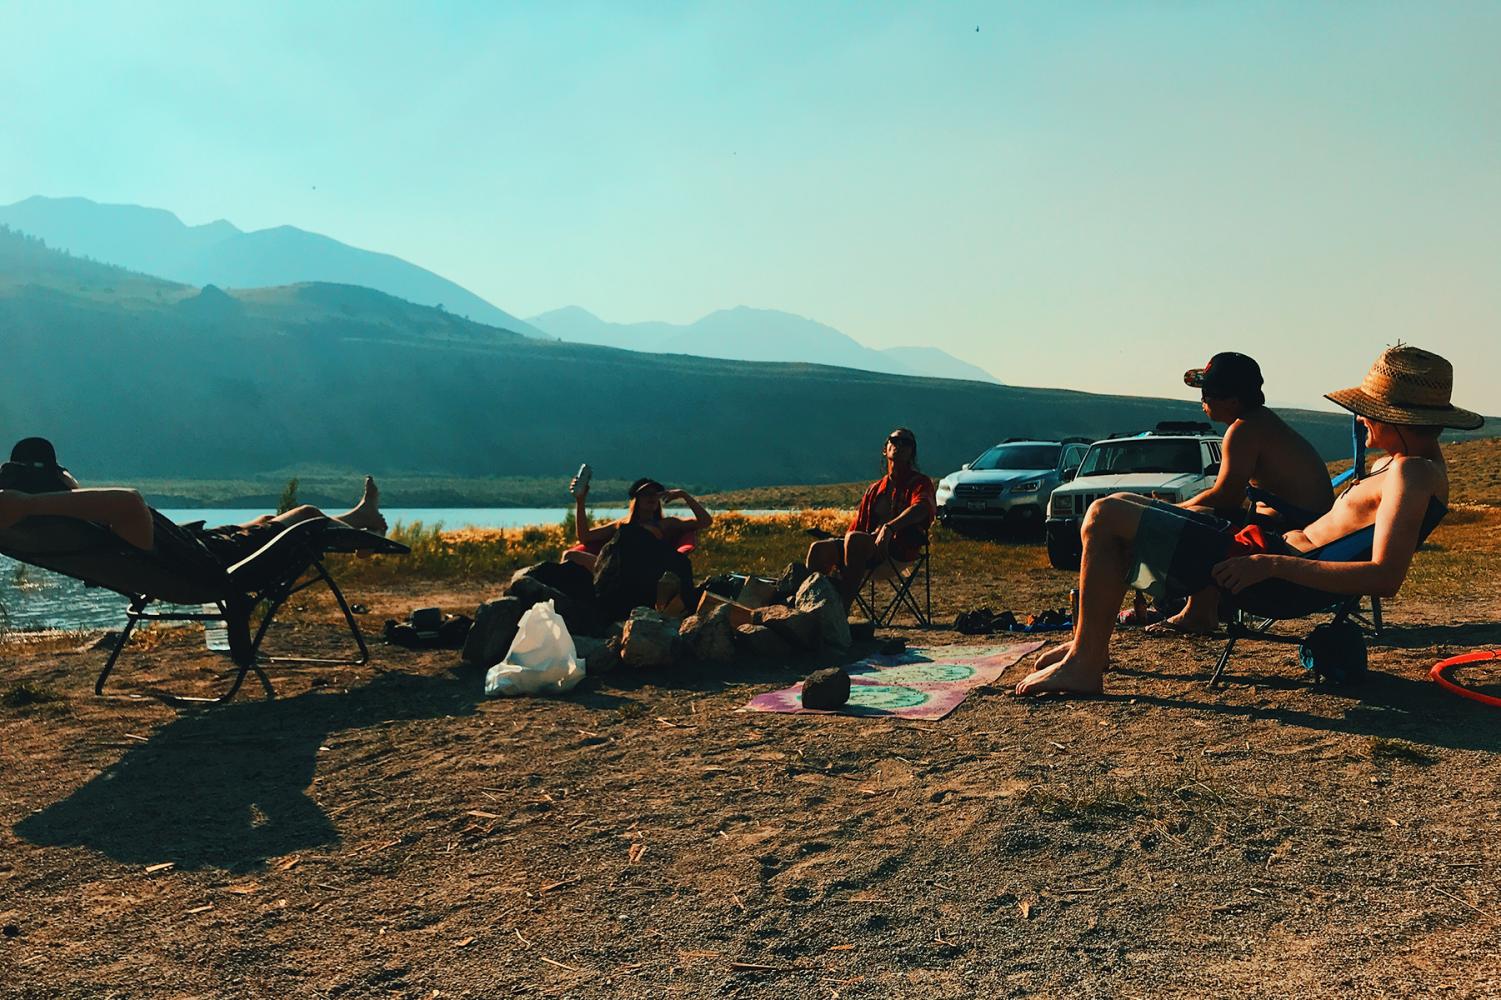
[1207,496,1447,687]
[0,511,408,702]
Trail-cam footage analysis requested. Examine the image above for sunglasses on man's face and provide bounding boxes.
[888,436,914,447]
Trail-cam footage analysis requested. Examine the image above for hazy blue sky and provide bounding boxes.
[2,2,1497,409]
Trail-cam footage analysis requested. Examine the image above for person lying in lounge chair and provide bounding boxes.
[1015,345,1481,697]
[1148,352,1335,634]
[806,427,935,605]
[0,437,388,564]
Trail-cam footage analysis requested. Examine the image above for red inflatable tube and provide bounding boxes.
[1430,650,1501,708]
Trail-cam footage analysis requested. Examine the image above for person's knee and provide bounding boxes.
[1084,497,1124,535]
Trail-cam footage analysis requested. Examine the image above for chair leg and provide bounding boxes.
[1208,635,1238,688]
[1370,596,1383,636]
[94,601,143,695]
[259,562,372,666]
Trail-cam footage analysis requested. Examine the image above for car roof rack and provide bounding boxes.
[1153,420,1214,435]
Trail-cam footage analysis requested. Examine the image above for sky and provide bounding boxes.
[2,1,1497,410]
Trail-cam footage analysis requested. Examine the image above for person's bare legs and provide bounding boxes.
[1148,587,1221,635]
[254,476,387,535]
[837,530,880,602]
[561,548,597,572]
[1015,494,1146,696]
[806,537,844,576]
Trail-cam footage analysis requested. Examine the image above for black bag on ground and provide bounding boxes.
[1299,620,1367,684]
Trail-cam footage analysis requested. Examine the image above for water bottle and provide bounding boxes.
[571,463,592,497]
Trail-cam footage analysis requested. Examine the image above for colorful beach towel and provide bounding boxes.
[744,642,1046,721]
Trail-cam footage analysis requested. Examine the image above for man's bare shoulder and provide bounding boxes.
[1222,413,1268,449]
[1388,454,1447,496]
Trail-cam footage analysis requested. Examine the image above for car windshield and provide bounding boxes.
[970,444,1060,471]
[1077,439,1204,477]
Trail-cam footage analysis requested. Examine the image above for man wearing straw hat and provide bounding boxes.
[1015,345,1483,697]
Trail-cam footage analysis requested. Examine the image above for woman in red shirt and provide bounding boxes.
[807,427,935,603]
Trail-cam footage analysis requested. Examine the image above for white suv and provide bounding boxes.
[1045,423,1223,570]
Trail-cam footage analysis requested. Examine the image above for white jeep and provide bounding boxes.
[1045,423,1223,570]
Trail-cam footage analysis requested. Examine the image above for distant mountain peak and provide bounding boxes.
[0,195,545,338]
[527,304,1000,383]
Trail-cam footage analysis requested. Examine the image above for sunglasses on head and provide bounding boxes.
[888,435,914,446]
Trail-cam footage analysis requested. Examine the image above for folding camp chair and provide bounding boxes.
[1206,496,1447,687]
[853,535,932,627]
[0,511,408,702]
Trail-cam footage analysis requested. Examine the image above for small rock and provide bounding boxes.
[2,923,19,938]
[849,621,876,643]
[795,574,852,652]
[801,667,851,710]
[735,623,794,659]
[621,608,679,669]
[572,635,607,668]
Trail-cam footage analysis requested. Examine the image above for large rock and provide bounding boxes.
[795,574,852,652]
[509,560,595,604]
[621,608,679,669]
[772,561,813,604]
[753,604,822,651]
[462,596,527,667]
[679,605,737,664]
[801,667,851,710]
[506,574,598,638]
[735,623,794,659]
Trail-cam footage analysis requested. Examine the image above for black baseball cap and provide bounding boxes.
[628,477,665,499]
[1184,352,1263,400]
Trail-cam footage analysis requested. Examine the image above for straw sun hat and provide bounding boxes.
[1325,345,1484,431]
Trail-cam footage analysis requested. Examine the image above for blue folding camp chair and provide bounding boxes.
[1207,494,1447,687]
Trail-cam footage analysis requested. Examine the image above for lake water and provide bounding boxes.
[0,506,785,632]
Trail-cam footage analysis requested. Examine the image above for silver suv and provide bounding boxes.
[1045,423,1223,569]
[936,439,1092,532]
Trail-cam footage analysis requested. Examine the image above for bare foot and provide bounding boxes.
[1028,642,1072,673]
[1013,651,1107,697]
[338,476,387,535]
[1144,609,1219,636]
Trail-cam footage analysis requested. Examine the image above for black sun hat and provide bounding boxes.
[1184,352,1263,400]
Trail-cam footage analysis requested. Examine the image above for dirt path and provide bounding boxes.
[3,574,1500,998]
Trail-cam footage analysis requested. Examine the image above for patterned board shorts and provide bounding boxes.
[1125,499,1239,600]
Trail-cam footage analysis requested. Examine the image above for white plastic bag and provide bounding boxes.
[484,599,585,697]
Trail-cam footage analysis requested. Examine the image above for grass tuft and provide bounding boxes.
[2,681,66,709]
[1368,737,1437,766]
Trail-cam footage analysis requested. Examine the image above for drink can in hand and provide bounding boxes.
[572,463,592,497]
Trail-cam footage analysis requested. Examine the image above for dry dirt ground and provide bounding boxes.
[3,528,1500,998]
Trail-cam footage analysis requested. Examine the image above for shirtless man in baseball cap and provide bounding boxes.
[1149,351,1335,634]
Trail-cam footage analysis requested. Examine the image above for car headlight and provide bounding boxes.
[1010,480,1042,494]
[1051,495,1073,515]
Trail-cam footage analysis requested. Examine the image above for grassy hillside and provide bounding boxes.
[2,227,1492,493]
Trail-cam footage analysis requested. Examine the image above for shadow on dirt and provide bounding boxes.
[1118,631,1501,754]
[13,665,488,872]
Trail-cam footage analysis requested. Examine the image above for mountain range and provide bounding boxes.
[6,225,1469,495]
[526,305,998,382]
[0,195,547,337]
[0,196,998,382]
